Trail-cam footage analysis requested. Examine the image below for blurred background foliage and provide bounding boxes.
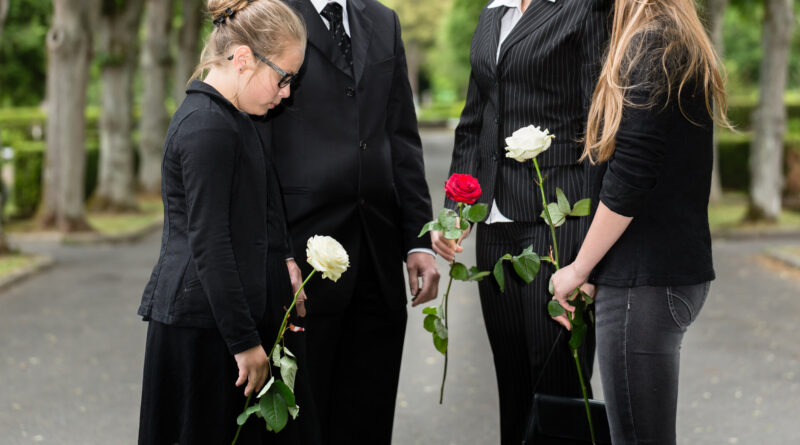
[0,0,798,226]
[1,0,798,118]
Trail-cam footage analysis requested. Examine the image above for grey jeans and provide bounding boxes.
[595,282,710,444]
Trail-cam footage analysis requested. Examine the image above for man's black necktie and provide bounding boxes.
[320,2,353,67]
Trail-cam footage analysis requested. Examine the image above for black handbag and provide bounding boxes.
[521,332,611,445]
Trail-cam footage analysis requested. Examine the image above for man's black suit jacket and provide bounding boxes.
[265,0,433,313]
[448,0,611,220]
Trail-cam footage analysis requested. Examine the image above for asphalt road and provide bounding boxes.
[0,129,798,444]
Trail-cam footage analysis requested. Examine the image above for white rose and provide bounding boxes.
[306,235,350,282]
[504,125,555,162]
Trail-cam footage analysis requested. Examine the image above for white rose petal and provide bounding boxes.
[306,235,350,282]
[504,125,555,162]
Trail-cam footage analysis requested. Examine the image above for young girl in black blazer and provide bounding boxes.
[137,1,307,443]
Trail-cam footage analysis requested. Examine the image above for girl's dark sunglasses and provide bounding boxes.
[227,53,297,89]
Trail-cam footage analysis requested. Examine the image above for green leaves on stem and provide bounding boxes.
[539,188,592,228]
[423,306,449,354]
[424,260,491,355]
[450,262,491,282]
[234,346,300,435]
[545,289,595,371]
[546,290,597,442]
[418,196,489,404]
[492,245,542,293]
[492,135,598,442]
[418,204,489,239]
[233,270,317,444]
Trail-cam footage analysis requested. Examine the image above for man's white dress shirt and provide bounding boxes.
[311,0,351,36]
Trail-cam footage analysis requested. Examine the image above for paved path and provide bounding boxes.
[0,129,798,444]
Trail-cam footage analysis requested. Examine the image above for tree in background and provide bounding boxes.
[381,0,451,101]
[428,0,484,103]
[704,0,730,203]
[39,0,96,231]
[138,0,173,196]
[0,0,8,40]
[0,1,50,107]
[92,0,144,212]
[173,0,203,106]
[748,0,795,221]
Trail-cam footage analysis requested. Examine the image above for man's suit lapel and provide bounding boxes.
[347,0,373,85]
[497,0,563,66]
[294,0,353,77]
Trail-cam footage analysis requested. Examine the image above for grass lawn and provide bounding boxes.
[5,196,163,237]
[708,193,800,231]
[86,198,163,236]
[0,253,43,281]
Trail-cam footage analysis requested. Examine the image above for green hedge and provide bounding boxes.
[726,98,800,130]
[6,140,100,219]
[0,107,101,141]
[0,103,796,218]
[717,131,800,192]
[418,98,800,131]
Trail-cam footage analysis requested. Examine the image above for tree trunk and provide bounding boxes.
[747,0,794,222]
[406,40,421,106]
[138,0,173,196]
[92,0,144,212]
[0,0,9,41]
[706,0,729,204]
[39,0,96,232]
[173,0,203,106]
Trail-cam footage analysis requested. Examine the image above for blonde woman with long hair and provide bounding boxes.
[550,0,729,442]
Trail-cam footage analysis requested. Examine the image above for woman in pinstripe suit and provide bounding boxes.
[433,0,612,443]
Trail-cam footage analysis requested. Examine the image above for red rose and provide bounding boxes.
[445,173,481,204]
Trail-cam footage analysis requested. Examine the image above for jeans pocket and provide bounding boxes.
[667,282,710,329]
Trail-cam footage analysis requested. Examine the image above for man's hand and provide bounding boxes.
[431,225,471,263]
[407,252,440,307]
[286,259,307,317]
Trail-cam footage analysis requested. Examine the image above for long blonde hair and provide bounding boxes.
[583,0,731,163]
[190,0,306,82]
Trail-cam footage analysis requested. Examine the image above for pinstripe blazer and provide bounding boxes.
[448,0,611,222]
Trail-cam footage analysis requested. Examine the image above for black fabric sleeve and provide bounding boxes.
[270,160,295,259]
[446,71,485,211]
[386,11,434,254]
[599,70,673,218]
[178,110,261,355]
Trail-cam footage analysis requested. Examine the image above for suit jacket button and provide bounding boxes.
[360,198,366,206]
[345,87,355,97]
[494,116,500,125]
[492,153,497,161]
[360,141,367,151]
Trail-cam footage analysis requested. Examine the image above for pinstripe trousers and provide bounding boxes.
[475,220,596,444]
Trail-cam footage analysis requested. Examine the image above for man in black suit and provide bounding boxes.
[433,0,611,443]
[264,0,439,443]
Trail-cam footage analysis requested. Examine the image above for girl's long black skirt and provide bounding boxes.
[138,253,319,445]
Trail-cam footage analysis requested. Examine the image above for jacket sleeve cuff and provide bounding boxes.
[226,331,263,356]
[408,248,436,258]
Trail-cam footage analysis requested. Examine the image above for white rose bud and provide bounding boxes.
[306,235,350,282]
[504,125,555,162]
